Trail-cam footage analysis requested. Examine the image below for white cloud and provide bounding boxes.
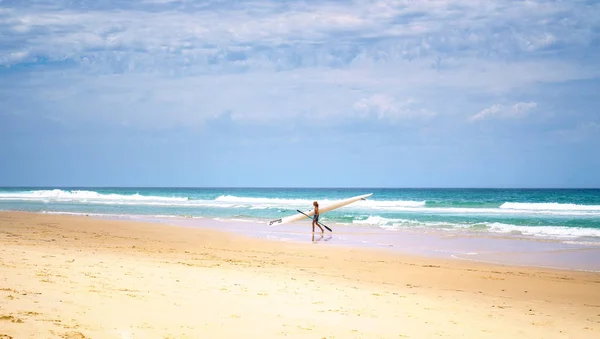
[0,0,598,130]
[513,102,538,113]
[0,50,29,65]
[353,95,397,117]
[469,102,538,122]
[1,0,598,70]
[353,94,434,122]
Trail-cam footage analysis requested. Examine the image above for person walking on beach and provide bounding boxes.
[312,201,324,233]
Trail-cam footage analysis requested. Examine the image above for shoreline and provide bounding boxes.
[1,211,599,338]
[28,209,600,273]
[2,186,600,243]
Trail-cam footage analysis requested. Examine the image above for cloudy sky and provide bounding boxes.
[1,0,599,187]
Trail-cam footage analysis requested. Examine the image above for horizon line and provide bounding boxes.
[1,186,599,190]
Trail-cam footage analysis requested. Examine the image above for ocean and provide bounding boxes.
[1,187,600,244]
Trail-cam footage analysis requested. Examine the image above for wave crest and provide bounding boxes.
[500,202,600,212]
[352,217,600,238]
[0,189,188,203]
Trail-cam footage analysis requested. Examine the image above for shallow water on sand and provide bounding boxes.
[104,214,600,273]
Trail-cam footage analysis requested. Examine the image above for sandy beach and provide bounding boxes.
[0,212,599,338]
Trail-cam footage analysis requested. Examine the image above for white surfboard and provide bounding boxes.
[268,193,372,226]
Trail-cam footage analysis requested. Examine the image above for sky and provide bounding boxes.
[1,0,599,188]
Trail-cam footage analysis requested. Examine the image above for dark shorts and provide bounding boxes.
[314,214,319,221]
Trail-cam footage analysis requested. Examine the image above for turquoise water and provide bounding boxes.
[1,187,600,241]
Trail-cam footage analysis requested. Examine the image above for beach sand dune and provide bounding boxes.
[0,212,598,338]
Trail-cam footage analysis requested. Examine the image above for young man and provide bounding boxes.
[312,201,324,233]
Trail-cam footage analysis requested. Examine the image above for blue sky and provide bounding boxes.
[1,0,599,188]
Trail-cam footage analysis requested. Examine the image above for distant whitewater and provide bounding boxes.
[1,187,599,242]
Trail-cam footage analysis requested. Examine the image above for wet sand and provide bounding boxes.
[1,211,599,338]
[120,214,600,272]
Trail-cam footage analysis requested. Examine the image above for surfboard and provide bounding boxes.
[268,193,372,226]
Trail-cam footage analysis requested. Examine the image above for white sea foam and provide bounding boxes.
[41,211,111,217]
[359,200,427,208]
[352,216,600,239]
[562,240,600,246]
[215,195,319,205]
[486,222,600,238]
[358,206,600,216]
[353,216,461,229]
[2,190,600,217]
[0,189,187,203]
[214,195,425,209]
[500,202,600,212]
[0,190,234,208]
[40,211,201,220]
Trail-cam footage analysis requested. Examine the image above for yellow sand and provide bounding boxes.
[0,212,598,338]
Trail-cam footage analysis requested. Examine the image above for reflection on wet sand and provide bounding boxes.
[312,233,332,243]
